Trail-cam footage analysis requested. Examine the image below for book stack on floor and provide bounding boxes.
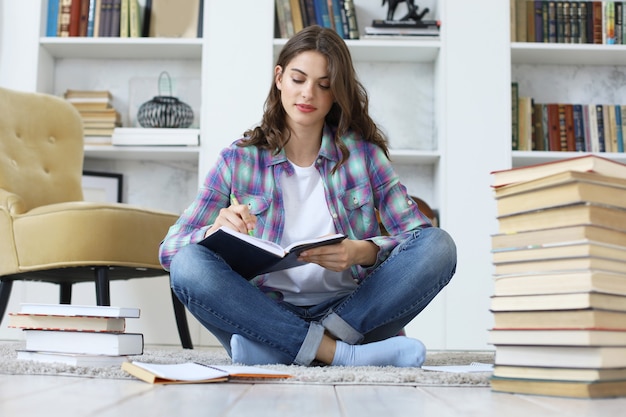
[8,303,143,367]
[63,89,121,144]
[489,154,626,399]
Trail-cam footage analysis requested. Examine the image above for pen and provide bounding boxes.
[230,193,254,236]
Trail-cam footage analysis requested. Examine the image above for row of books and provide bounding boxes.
[47,0,202,38]
[64,89,121,142]
[512,1,626,44]
[489,154,626,398]
[8,303,143,367]
[275,0,359,39]
[512,84,626,153]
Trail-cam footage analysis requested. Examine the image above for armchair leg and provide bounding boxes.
[171,289,193,349]
[59,282,72,304]
[94,267,111,306]
[0,279,13,325]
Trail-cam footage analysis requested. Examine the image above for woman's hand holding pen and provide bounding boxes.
[204,195,257,238]
[298,239,378,272]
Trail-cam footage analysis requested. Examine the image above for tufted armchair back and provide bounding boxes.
[0,87,84,213]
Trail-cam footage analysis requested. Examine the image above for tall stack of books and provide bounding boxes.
[63,89,121,144]
[488,154,626,399]
[8,303,143,367]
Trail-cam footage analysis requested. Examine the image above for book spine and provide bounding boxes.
[47,0,60,37]
[570,1,579,43]
[337,0,350,38]
[314,0,332,29]
[69,0,82,36]
[532,102,545,151]
[616,2,623,44]
[533,1,543,42]
[593,1,603,44]
[110,0,121,37]
[290,0,304,33]
[582,104,591,151]
[511,82,519,150]
[58,0,72,37]
[330,0,345,38]
[563,1,571,43]
[275,0,289,38]
[596,104,606,152]
[302,0,317,26]
[557,103,568,150]
[526,0,535,42]
[573,104,585,151]
[120,0,129,37]
[86,0,96,36]
[564,103,576,151]
[129,0,140,37]
[343,0,359,39]
[606,1,616,44]
[579,1,588,43]
[615,105,626,152]
[547,103,561,151]
[548,1,557,42]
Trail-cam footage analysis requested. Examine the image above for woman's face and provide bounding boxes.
[275,51,335,132]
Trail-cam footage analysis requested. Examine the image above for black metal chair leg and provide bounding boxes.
[59,282,72,304]
[95,267,111,306]
[171,288,193,349]
[0,279,13,325]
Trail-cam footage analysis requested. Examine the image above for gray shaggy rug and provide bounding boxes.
[0,342,494,386]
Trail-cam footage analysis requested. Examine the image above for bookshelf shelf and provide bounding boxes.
[512,151,626,168]
[389,149,440,164]
[511,43,626,66]
[84,145,200,161]
[39,38,203,59]
[273,38,441,62]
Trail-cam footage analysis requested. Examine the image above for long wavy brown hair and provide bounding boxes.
[241,25,389,171]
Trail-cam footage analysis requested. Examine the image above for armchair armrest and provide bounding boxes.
[0,189,25,215]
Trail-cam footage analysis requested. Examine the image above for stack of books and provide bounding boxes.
[63,89,121,144]
[363,19,440,39]
[8,303,143,367]
[488,155,626,399]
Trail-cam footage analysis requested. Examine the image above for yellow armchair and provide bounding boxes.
[0,87,192,348]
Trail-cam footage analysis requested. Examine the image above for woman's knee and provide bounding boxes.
[169,244,206,288]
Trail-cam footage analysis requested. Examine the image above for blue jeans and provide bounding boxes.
[170,227,456,366]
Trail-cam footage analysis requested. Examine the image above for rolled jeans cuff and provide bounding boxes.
[294,322,325,366]
[321,312,363,344]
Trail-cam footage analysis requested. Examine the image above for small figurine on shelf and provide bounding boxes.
[382,0,429,22]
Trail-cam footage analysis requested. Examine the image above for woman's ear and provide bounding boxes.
[274,65,283,90]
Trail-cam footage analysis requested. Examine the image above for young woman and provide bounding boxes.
[159,25,456,367]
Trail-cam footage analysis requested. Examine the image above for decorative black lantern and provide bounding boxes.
[137,72,194,128]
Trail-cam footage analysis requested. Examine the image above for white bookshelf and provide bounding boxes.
[0,0,512,351]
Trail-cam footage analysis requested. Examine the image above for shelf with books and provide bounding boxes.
[39,37,203,59]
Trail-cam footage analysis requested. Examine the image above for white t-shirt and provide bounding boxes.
[264,161,357,305]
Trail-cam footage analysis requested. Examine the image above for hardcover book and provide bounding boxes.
[198,226,346,279]
[24,330,144,356]
[8,313,126,333]
[491,155,626,188]
[493,270,626,297]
